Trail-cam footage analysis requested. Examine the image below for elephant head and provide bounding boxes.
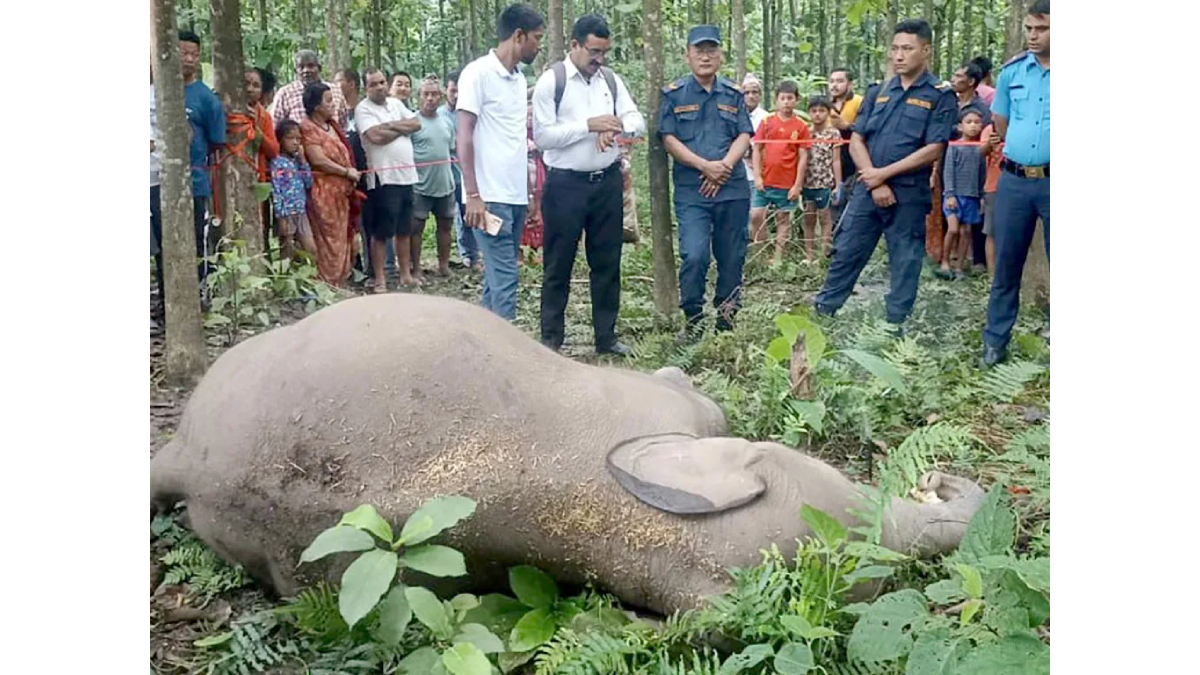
[606,435,984,560]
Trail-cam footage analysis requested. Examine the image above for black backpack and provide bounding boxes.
[551,61,618,115]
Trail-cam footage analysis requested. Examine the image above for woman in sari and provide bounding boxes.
[300,82,360,285]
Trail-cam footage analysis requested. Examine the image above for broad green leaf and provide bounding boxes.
[800,504,847,548]
[299,525,377,563]
[960,598,984,626]
[789,400,826,435]
[905,626,961,675]
[569,606,632,633]
[463,593,530,636]
[401,545,468,577]
[978,556,1050,595]
[766,336,793,363]
[956,488,1015,563]
[339,550,399,629]
[406,585,453,640]
[845,589,929,663]
[442,643,492,675]
[453,623,505,654]
[955,634,1050,675]
[450,593,482,614]
[780,615,840,640]
[376,585,413,646]
[844,565,895,586]
[399,496,477,546]
[774,642,815,675]
[923,579,966,605]
[991,570,1050,629]
[955,564,984,599]
[508,608,557,652]
[775,314,803,343]
[508,565,559,609]
[193,632,233,647]
[845,542,909,562]
[339,504,394,543]
[253,182,272,203]
[799,317,827,369]
[842,349,909,394]
[719,643,773,675]
[497,650,537,674]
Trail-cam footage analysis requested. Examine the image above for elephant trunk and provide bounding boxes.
[879,475,986,558]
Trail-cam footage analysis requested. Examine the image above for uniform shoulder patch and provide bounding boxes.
[716,103,738,113]
[906,98,933,109]
[875,95,890,104]
[673,103,700,114]
[663,78,686,93]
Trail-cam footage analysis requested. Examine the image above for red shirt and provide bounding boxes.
[753,113,811,189]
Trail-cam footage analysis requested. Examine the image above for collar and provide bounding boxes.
[488,49,521,78]
[688,74,718,94]
[1022,51,1049,72]
[562,57,585,82]
[883,70,935,92]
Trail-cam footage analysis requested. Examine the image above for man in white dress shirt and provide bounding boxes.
[532,14,645,355]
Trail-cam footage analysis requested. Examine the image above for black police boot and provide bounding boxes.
[981,344,1007,368]
[677,313,705,344]
[886,321,905,339]
[596,341,632,357]
[814,302,837,318]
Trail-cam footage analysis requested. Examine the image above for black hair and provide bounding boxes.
[957,62,984,87]
[178,30,201,46]
[302,81,331,117]
[969,56,993,80]
[275,119,301,142]
[958,107,985,123]
[339,68,361,91]
[446,69,461,85]
[807,95,832,111]
[894,18,933,43]
[392,71,412,84]
[776,80,799,97]
[256,67,277,94]
[829,66,853,81]
[363,67,387,82]
[497,3,544,42]
[1029,0,1049,15]
[571,14,610,44]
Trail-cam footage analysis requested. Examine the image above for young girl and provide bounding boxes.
[269,120,317,261]
[937,109,987,279]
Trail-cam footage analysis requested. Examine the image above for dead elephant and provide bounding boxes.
[150,294,984,617]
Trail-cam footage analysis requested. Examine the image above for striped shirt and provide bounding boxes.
[942,144,987,199]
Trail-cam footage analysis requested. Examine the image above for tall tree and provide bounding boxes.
[732,0,746,83]
[372,0,384,67]
[326,0,341,72]
[211,0,263,254]
[945,0,956,74]
[831,0,841,68]
[548,0,565,63]
[642,0,678,316]
[258,0,268,33]
[466,0,479,58]
[761,0,773,93]
[817,0,827,76]
[298,0,314,49]
[339,0,352,71]
[1005,0,1026,59]
[152,0,208,385]
[962,0,974,63]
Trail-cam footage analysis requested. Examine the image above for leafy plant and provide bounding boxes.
[191,611,301,675]
[159,538,248,600]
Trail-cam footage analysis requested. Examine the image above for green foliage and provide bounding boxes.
[976,361,1047,403]
[191,612,301,675]
[274,582,349,643]
[878,423,978,496]
[159,538,248,600]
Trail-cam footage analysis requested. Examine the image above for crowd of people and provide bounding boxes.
[150,0,1048,367]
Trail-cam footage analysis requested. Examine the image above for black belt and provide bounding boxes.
[546,163,620,183]
[1000,157,1049,179]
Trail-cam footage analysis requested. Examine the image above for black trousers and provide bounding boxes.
[539,164,624,349]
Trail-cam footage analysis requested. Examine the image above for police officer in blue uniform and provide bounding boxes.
[982,0,1050,366]
[814,19,956,336]
[658,25,754,337]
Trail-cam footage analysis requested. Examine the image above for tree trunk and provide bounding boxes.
[761,0,772,95]
[211,0,262,254]
[962,0,973,64]
[439,0,448,78]
[642,0,678,317]
[548,0,564,63]
[152,0,208,386]
[1005,0,1026,59]
[326,0,340,73]
[831,0,841,68]
[339,0,352,71]
[817,0,827,76]
[373,0,384,68]
[932,3,942,76]
[771,0,783,82]
[466,0,478,59]
[180,0,195,31]
[945,0,956,73]
[732,0,746,83]
[258,0,268,33]
[298,0,314,49]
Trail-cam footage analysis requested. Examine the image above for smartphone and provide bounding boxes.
[484,211,504,236]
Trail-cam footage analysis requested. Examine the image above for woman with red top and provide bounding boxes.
[300,82,361,285]
[245,68,280,247]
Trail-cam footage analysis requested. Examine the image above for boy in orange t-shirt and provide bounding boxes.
[751,81,811,265]
[979,123,1005,276]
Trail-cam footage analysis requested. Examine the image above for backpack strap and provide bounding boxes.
[553,61,619,116]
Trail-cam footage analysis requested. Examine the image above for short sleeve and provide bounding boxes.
[456,63,483,116]
[734,91,753,136]
[657,93,676,138]
[753,116,769,141]
[924,89,957,145]
[990,67,1013,120]
[851,87,877,136]
[355,101,384,134]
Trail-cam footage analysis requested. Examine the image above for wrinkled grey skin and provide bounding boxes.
[150,295,984,617]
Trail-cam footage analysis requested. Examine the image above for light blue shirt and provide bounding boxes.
[992,51,1050,166]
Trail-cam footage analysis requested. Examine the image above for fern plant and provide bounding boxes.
[191,611,301,675]
[977,361,1046,403]
[159,539,248,599]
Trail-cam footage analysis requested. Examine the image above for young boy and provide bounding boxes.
[751,80,811,266]
[801,96,842,261]
[269,120,317,261]
[936,108,987,279]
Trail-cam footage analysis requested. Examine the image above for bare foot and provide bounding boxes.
[436,266,451,277]
[399,275,422,288]
[472,261,484,273]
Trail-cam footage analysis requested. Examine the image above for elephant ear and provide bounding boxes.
[606,434,768,515]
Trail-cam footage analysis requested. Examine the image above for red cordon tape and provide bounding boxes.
[752,138,985,146]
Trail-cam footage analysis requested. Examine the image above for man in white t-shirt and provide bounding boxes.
[741,74,770,181]
[356,67,421,291]
[456,3,545,321]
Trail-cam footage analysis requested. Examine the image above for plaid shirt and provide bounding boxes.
[271,79,348,129]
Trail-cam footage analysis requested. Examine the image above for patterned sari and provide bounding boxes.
[301,117,355,285]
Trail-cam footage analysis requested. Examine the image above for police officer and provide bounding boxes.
[813,19,955,336]
[658,25,754,337]
[982,0,1050,367]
